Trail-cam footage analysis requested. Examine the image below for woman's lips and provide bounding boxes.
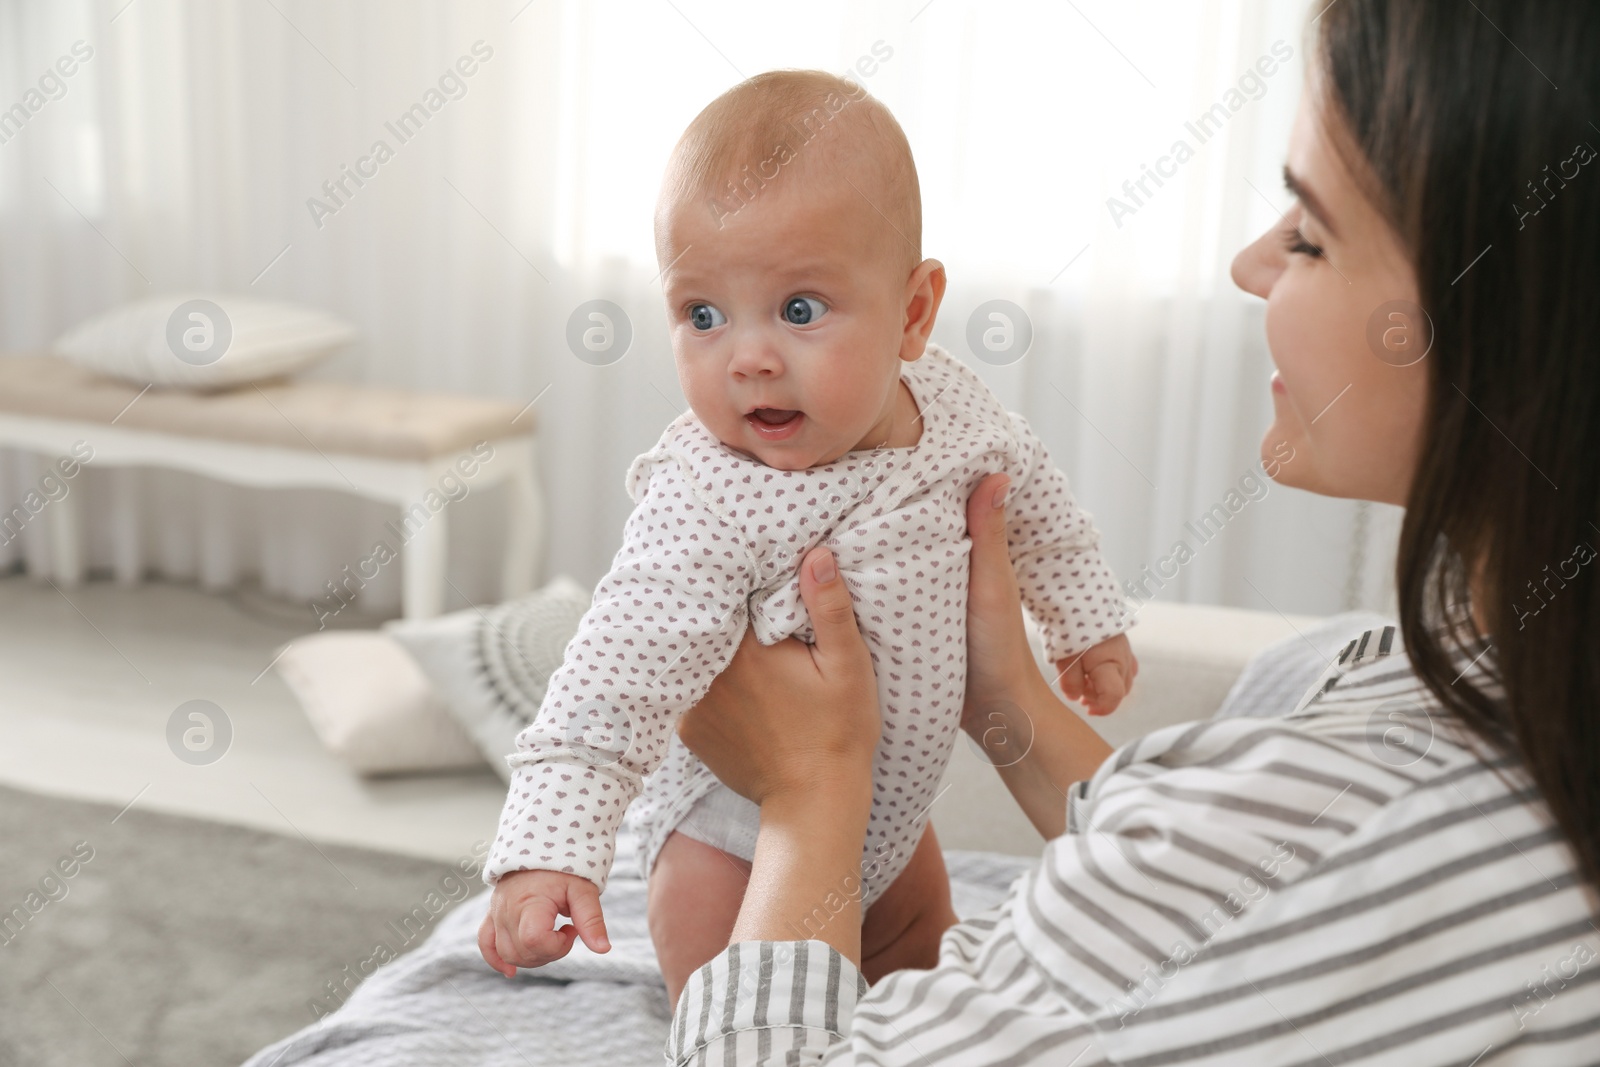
[746,408,804,441]
[1270,371,1287,395]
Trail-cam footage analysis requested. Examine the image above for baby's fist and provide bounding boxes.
[478,868,611,978]
[1055,633,1138,717]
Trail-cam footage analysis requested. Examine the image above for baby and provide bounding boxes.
[478,70,1136,1006]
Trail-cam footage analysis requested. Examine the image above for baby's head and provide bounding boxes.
[654,70,945,470]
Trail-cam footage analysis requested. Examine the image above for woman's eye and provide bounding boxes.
[1283,225,1323,259]
[782,296,827,325]
[688,304,726,331]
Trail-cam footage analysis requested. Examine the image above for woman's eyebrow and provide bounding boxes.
[1283,165,1339,238]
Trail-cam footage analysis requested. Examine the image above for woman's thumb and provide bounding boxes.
[798,547,861,652]
[968,473,1011,554]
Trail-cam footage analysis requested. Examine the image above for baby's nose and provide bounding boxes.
[728,339,783,377]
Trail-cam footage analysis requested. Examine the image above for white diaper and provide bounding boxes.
[668,781,760,863]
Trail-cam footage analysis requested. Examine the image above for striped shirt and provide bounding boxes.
[665,626,1600,1065]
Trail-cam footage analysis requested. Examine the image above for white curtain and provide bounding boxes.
[0,0,1400,623]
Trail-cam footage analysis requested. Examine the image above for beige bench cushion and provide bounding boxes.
[0,354,533,461]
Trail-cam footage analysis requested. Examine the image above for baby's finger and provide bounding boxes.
[1056,658,1086,700]
[566,883,612,954]
[495,915,529,971]
[1087,662,1127,715]
[478,914,517,978]
[518,905,578,965]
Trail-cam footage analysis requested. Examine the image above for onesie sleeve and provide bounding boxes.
[482,450,757,893]
[1002,410,1131,664]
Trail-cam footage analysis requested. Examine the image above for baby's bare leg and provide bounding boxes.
[860,823,960,984]
[647,830,752,1008]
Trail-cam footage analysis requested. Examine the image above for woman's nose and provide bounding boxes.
[1231,226,1283,299]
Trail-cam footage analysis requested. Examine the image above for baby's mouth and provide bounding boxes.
[748,407,801,426]
[744,406,805,441]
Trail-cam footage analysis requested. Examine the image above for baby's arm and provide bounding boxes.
[999,411,1136,713]
[480,455,756,972]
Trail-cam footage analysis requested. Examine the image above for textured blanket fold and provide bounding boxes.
[242,828,1034,1067]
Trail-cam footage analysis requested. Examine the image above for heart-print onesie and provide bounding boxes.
[482,342,1130,908]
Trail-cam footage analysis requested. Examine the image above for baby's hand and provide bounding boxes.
[1055,633,1138,717]
[478,868,611,978]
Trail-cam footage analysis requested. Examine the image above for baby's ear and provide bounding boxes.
[899,258,947,361]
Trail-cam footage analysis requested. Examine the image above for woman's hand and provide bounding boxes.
[959,472,1114,837]
[676,546,882,806]
[960,473,1051,734]
[675,546,881,965]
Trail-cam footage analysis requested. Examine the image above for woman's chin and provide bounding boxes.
[1260,424,1306,487]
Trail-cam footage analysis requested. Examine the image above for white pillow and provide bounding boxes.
[385,575,593,783]
[273,631,486,775]
[53,292,355,390]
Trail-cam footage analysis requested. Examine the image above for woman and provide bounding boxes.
[661,0,1600,1063]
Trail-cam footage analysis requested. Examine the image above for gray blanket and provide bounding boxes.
[242,829,1035,1067]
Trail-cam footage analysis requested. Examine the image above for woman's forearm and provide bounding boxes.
[729,772,875,966]
[968,669,1113,840]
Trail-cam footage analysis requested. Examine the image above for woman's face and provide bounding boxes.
[1230,80,1430,507]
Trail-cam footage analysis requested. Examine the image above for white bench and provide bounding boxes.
[0,354,543,619]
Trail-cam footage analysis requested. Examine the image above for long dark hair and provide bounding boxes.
[1317,0,1600,891]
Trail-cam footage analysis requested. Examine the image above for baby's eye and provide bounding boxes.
[688,304,726,331]
[782,296,827,326]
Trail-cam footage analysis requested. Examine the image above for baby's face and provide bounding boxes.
[657,175,914,470]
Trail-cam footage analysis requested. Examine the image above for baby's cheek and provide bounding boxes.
[693,400,739,443]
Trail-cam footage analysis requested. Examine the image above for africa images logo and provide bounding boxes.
[1106,39,1294,228]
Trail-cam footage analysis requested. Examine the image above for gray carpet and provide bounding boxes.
[0,782,481,1067]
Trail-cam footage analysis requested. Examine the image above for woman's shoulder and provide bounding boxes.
[1089,623,1517,821]
[1029,627,1599,1060]
[1067,620,1573,909]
